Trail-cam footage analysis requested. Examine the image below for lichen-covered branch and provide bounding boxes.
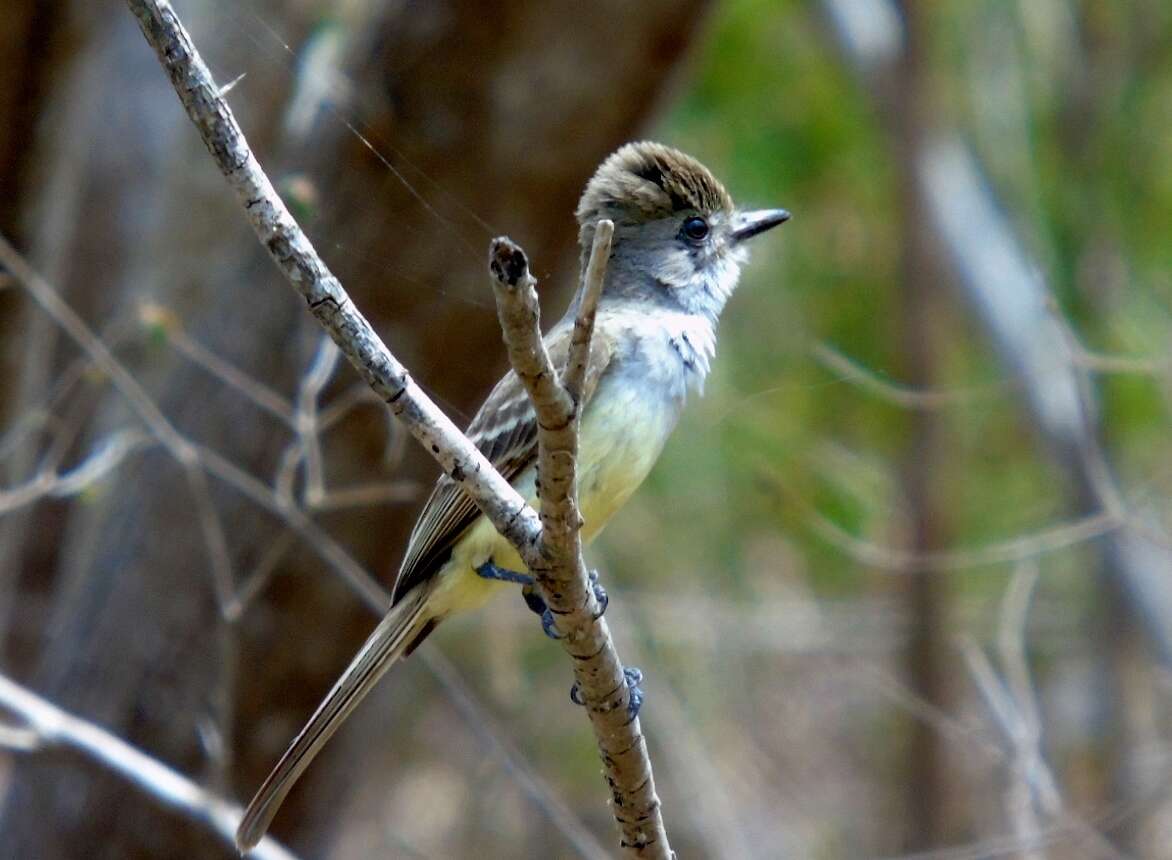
[125,1,669,855]
[488,230,671,859]
[0,673,298,860]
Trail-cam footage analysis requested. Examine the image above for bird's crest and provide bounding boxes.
[576,141,734,227]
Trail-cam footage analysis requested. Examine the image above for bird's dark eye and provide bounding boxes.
[682,216,709,241]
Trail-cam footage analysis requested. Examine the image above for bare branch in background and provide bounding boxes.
[959,567,1127,860]
[0,429,149,516]
[810,340,1008,410]
[768,468,1123,573]
[0,673,299,860]
[124,2,670,855]
[417,648,612,860]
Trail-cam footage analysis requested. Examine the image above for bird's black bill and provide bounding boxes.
[731,208,791,243]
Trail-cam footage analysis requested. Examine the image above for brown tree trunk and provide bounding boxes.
[0,2,709,857]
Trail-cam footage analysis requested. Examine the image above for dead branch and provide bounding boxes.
[0,673,298,860]
[488,229,671,857]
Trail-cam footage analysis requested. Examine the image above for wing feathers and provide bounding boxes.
[240,322,617,850]
[392,325,614,599]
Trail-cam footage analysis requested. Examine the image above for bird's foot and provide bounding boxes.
[623,667,644,717]
[475,563,606,641]
[519,584,563,640]
[474,563,563,640]
[475,561,533,586]
[570,666,644,718]
[588,569,608,619]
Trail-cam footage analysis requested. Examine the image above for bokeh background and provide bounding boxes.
[3,1,1172,857]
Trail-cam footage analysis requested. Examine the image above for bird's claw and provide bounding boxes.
[569,680,586,706]
[540,608,563,640]
[522,583,546,615]
[519,584,562,639]
[588,569,608,619]
[498,566,604,640]
[623,666,644,717]
[569,666,644,717]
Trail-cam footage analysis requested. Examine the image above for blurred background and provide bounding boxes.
[2,0,1172,857]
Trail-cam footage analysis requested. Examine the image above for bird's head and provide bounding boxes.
[576,141,789,322]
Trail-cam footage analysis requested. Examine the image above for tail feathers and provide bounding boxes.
[236,587,433,851]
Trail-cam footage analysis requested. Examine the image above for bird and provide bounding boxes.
[237,141,789,850]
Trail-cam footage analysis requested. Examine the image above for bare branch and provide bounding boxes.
[0,430,150,516]
[564,220,614,403]
[810,339,1008,410]
[141,303,295,424]
[0,673,299,860]
[824,0,1172,671]
[417,649,612,860]
[0,234,195,465]
[959,564,1128,860]
[767,468,1123,572]
[488,238,576,424]
[293,335,339,508]
[488,235,670,858]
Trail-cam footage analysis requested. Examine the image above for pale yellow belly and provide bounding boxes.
[428,378,679,617]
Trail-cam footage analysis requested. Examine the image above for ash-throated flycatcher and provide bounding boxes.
[238,141,788,849]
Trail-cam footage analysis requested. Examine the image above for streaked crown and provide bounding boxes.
[576,141,734,229]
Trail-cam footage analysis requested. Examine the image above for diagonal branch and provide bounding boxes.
[125,1,670,856]
[489,232,669,857]
[124,0,540,560]
[0,673,298,860]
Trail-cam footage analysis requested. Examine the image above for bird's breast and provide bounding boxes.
[575,357,685,541]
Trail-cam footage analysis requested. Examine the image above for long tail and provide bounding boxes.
[236,585,434,851]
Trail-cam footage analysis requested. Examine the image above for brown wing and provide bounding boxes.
[391,326,615,601]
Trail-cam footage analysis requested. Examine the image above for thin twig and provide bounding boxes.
[960,631,1124,860]
[994,563,1050,860]
[144,304,295,424]
[488,236,670,858]
[293,335,338,508]
[765,468,1123,572]
[564,221,613,403]
[0,235,196,466]
[810,340,1008,410]
[417,649,612,860]
[0,430,149,516]
[0,673,299,860]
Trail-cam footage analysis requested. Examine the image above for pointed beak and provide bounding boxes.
[731,208,791,244]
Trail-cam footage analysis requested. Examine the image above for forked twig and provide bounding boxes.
[489,227,670,856]
[0,673,298,860]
